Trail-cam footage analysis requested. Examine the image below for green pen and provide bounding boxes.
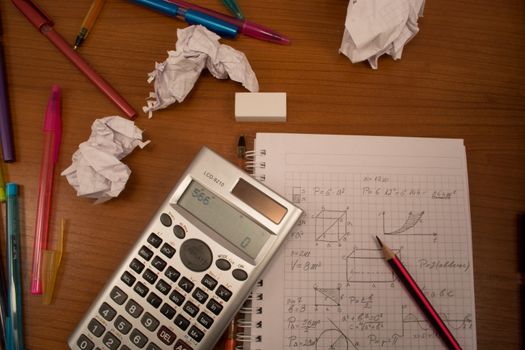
[222,0,244,19]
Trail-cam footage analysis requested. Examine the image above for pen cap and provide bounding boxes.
[184,10,238,38]
[129,0,179,16]
[6,182,17,196]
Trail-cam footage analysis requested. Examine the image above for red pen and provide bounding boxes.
[10,0,136,119]
[376,237,463,350]
[31,85,61,295]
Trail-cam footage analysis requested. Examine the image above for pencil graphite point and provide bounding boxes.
[375,235,383,247]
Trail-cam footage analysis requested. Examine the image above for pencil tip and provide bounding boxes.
[375,236,383,247]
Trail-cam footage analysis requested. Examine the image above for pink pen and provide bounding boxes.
[31,85,61,295]
[166,0,290,44]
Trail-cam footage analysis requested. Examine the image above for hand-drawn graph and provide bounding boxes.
[314,286,341,307]
[345,247,399,283]
[401,305,473,334]
[380,211,436,236]
[315,210,350,243]
[314,319,358,350]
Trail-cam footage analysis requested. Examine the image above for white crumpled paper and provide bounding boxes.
[143,25,259,118]
[61,116,150,204]
[339,0,425,69]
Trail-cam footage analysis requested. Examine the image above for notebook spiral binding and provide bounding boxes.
[235,150,267,349]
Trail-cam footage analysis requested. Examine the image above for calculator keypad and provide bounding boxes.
[72,211,248,349]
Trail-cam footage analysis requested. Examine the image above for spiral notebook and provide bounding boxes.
[238,133,477,349]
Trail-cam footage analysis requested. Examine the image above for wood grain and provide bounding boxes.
[0,0,524,349]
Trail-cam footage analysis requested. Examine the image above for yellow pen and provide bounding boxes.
[74,0,106,50]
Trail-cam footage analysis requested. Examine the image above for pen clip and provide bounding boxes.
[11,0,54,30]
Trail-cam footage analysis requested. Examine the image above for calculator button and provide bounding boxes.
[129,258,145,274]
[110,286,128,305]
[206,299,223,315]
[146,343,161,350]
[215,259,231,271]
[169,289,185,306]
[182,301,199,317]
[125,299,144,318]
[121,271,136,287]
[157,325,177,345]
[201,274,218,291]
[130,328,148,348]
[151,256,167,272]
[120,346,131,350]
[188,325,204,343]
[147,292,163,308]
[160,243,176,258]
[178,277,194,293]
[141,312,160,332]
[174,339,193,350]
[114,315,133,335]
[173,225,186,239]
[197,312,214,329]
[160,303,176,320]
[103,332,121,350]
[87,318,105,337]
[216,285,232,302]
[134,281,149,297]
[174,314,190,331]
[165,266,181,283]
[99,302,117,321]
[180,239,213,272]
[155,279,171,295]
[138,246,154,261]
[77,334,94,350]
[192,288,208,304]
[160,213,172,227]
[147,233,163,248]
[143,269,158,285]
[232,268,248,281]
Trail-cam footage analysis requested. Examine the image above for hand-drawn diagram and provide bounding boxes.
[345,247,399,283]
[314,286,341,307]
[380,211,437,237]
[314,319,360,350]
[401,305,473,334]
[315,210,350,243]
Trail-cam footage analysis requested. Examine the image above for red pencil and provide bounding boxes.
[376,236,463,350]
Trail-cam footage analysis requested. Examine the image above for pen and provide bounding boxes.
[128,0,238,39]
[73,0,106,50]
[222,0,243,19]
[31,85,61,295]
[224,319,236,350]
[0,12,15,162]
[166,0,290,44]
[5,183,24,350]
[376,237,462,350]
[10,0,137,119]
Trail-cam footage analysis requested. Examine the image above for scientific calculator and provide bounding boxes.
[68,146,303,350]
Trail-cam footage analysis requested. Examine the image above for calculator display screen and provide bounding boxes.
[178,181,272,259]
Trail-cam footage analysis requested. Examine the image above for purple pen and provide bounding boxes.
[166,0,290,44]
[0,13,15,162]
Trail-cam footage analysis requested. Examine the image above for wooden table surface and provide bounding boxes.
[0,0,523,349]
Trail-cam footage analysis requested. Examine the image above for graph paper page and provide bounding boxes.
[250,133,476,350]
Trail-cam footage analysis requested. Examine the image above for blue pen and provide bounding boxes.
[129,0,238,38]
[6,183,24,350]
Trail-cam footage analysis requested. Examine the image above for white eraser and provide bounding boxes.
[235,92,287,122]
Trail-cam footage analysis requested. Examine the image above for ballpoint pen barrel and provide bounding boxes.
[6,183,24,350]
[129,0,238,38]
[165,0,289,44]
[223,0,244,19]
[31,135,55,294]
[0,43,15,162]
[41,26,136,119]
